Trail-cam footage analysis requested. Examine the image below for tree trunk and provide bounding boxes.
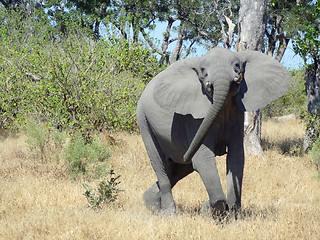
[236,0,267,156]
[303,63,320,151]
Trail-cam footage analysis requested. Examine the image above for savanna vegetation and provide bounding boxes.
[0,1,320,239]
[1,119,320,239]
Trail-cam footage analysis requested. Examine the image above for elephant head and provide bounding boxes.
[154,47,291,161]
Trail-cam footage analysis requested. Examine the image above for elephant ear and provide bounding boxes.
[236,51,291,112]
[153,58,212,119]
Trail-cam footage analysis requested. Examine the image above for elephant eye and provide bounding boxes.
[234,62,241,73]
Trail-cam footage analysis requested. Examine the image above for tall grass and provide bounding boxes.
[1,119,320,239]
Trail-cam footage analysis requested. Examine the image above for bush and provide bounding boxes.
[24,34,148,134]
[63,133,111,178]
[25,120,50,161]
[0,8,162,135]
[83,170,123,210]
[24,119,111,179]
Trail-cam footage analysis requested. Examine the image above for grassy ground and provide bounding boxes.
[1,119,320,239]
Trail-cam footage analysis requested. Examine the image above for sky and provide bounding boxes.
[149,22,305,70]
[101,19,305,70]
[280,41,305,70]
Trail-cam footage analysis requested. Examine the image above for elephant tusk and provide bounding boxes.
[205,81,212,89]
[234,73,243,83]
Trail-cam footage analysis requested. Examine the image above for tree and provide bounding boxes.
[100,0,239,65]
[7,1,236,65]
[266,0,318,61]
[235,0,319,156]
[0,0,43,10]
[293,20,320,150]
[236,0,267,156]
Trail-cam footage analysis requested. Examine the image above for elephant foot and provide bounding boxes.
[143,183,176,216]
[143,184,161,213]
[200,200,228,218]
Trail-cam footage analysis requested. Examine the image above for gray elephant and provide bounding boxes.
[136,47,291,216]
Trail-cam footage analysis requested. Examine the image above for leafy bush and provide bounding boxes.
[83,170,123,210]
[23,34,148,134]
[0,8,162,135]
[105,36,164,83]
[63,133,111,178]
[25,120,50,161]
[24,119,111,179]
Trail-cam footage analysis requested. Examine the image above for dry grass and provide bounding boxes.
[1,119,320,239]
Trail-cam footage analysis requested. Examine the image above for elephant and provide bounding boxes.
[136,47,291,216]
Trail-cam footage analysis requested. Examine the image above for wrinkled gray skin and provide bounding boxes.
[136,47,291,216]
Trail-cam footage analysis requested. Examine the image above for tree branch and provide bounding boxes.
[0,0,9,8]
[224,15,235,48]
[161,18,175,53]
[183,37,198,59]
[140,27,165,57]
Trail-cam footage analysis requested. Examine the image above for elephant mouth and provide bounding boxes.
[234,73,243,83]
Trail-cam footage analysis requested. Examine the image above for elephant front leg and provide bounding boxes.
[143,170,176,215]
[226,142,245,212]
[192,145,227,216]
[143,182,161,213]
[143,162,194,215]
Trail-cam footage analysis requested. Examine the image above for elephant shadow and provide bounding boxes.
[176,204,278,222]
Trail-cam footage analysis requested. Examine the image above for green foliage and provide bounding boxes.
[0,8,161,135]
[105,37,163,83]
[293,25,320,65]
[63,134,111,178]
[268,0,319,38]
[291,0,319,65]
[25,120,50,161]
[263,69,307,118]
[24,119,111,179]
[103,0,237,63]
[83,170,123,210]
[25,119,67,162]
[51,129,67,152]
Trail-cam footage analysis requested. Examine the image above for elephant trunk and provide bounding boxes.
[183,77,230,162]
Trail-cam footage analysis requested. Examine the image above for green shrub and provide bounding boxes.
[63,133,111,178]
[105,37,164,83]
[83,170,123,210]
[0,8,162,135]
[51,129,67,151]
[24,119,111,179]
[25,120,49,161]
